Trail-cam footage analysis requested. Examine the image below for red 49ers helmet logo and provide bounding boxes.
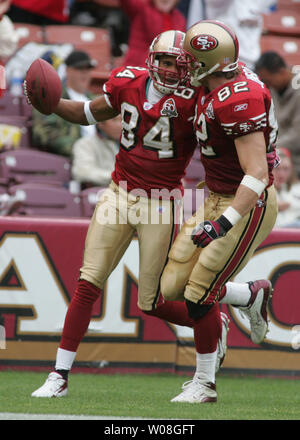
[191,35,218,51]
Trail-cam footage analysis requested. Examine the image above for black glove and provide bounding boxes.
[191,215,233,248]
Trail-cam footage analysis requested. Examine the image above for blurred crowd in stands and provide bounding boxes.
[0,0,300,226]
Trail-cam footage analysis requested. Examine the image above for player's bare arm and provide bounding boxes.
[231,131,269,217]
[54,95,119,125]
[192,131,269,248]
[24,57,119,125]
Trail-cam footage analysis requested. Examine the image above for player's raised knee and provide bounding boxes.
[160,262,186,301]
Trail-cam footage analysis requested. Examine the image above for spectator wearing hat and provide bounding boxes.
[32,50,96,157]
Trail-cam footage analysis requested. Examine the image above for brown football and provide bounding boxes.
[25,58,62,115]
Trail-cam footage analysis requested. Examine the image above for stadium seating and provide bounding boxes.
[8,183,82,217]
[277,0,300,11]
[45,26,112,68]
[0,91,32,121]
[0,91,24,116]
[44,25,112,89]
[74,41,112,75]
[45,24,109,46]
[260,35,300,65]
[0,150,71,187]
[262,9,300,37]
[0,116,32,150]
[0,91,33,151]
[80,186,107,217]
[14,23,45,49]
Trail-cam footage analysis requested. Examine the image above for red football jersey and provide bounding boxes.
[103,66,198,196]
[194,65,278,194]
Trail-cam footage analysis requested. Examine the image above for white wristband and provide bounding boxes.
[222,206,242,225]
[84,101,98,125]
[240,174,267,196]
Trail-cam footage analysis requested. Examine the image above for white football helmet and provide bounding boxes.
[179,20,239,86]
[146,30,186,94]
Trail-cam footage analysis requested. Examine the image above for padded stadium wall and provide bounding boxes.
[0,217,299,376]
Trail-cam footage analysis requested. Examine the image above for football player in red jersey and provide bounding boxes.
[28,28,273,400]
[29,30,225,398]
[161,20,278,403]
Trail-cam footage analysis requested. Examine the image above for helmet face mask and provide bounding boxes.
[146,30,186,94]
[180,20,239,86]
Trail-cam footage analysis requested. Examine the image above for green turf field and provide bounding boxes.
[0,371,299,420]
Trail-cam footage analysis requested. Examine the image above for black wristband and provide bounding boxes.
[217,214,233,232]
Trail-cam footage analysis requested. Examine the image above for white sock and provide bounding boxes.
[55,348,76,371]
[219,282,251,306]
[195,350,217,384]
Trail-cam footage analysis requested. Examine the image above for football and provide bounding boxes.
[24,58,62,115]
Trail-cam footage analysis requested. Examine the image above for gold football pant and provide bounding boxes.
[161,185,278,305]
[80,181,181,311]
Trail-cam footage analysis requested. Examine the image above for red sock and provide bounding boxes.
[144,299,194,328]
[193,303,222,353]
[60,279,101,352]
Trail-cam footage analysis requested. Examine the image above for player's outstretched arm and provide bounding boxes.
[24,57,119,125]
[54,95,119,126]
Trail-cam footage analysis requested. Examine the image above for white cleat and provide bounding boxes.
[31,372,68,398]
[239,279,273,344]
[215,312,230,373]
[171,378,217,403]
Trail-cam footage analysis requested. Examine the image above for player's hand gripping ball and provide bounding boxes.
[24,58,62,115]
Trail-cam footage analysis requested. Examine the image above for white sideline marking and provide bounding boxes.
[0,412,166,420]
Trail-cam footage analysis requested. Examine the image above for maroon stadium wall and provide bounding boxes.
[0,217,299,376]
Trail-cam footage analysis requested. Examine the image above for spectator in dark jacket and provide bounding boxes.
[120,0,186,67]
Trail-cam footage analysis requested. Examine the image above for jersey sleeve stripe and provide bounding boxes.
[102,83,113,108]
[250,112,267,120]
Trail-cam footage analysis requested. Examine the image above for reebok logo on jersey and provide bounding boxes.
[161,98,178,118]
[234,103,248,112]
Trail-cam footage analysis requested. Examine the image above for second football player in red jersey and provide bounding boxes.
[161,20,278,403]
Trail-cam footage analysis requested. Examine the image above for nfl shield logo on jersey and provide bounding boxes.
[161,98,178,118]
